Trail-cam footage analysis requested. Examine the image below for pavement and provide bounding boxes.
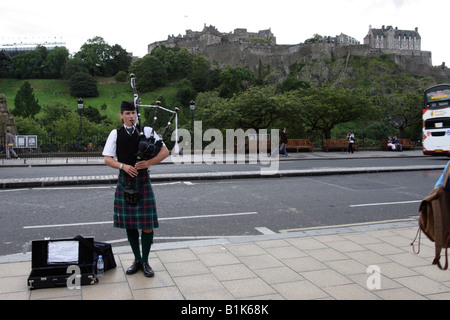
[1,149,450,301]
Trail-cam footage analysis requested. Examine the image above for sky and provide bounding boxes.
[1,0,448,66]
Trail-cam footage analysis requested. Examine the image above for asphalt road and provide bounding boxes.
[0,156,448,179]
[0,159,444,257]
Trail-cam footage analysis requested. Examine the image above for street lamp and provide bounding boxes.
[77,98,83,151]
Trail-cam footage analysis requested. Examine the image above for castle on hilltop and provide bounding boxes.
[147,24,447,82]
[148,24,276,54]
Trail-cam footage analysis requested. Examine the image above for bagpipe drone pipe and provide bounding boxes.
[130,74,179,161]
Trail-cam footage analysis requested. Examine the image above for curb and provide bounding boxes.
[0,165,445,189]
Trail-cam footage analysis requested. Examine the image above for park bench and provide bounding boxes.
[382,139,416,151]
[322,139,359,152]
[285,139,314,152]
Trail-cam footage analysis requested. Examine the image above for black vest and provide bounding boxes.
[116,127,139,165]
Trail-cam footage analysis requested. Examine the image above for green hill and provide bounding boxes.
[0,78,178,122]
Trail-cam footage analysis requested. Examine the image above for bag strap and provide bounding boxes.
[410,226,422,254]
[435,234,450,270]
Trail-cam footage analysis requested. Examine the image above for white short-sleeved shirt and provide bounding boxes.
[102,126,164,158]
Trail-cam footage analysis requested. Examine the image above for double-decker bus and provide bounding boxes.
[423,84,450,156]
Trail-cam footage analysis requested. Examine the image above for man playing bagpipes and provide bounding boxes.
[102,100,169,277]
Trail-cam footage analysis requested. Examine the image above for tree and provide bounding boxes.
[382,92,422,138]
[83,105,108,124]
[218,66,255,98]
[195,86,285,131]
[42,46,69,78]
[129,55,168,92]
[12,50,44,79]
[285,87,378,139]
[189,55,211,92]
[69,72,99,97]
[105,44,132,77]
[75,36,107,76]
[14,116,46,135]
[62,56,89,79]
[305,34,323,44]
[195,91,232,129]
[229,85,282,130]
[174,78,196,107]
[74,36,131,77]
[40,102,73,127]
[12,81,41,118]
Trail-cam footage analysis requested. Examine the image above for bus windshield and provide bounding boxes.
[424,88,450,109]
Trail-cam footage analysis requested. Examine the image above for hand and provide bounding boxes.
[134,160,149,171]
[124,163,138,178]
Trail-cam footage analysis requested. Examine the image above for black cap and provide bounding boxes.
[121,101,135,112]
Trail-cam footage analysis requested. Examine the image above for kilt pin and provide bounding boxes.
[114,169,159,230]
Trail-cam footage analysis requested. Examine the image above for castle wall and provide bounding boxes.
[147,26,450,82]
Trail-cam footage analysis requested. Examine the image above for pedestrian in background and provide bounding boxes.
[5,130,18,159]
[347,131,355,154]
[279,127,289,157]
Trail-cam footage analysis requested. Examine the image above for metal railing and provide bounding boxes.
[0,134,107,158]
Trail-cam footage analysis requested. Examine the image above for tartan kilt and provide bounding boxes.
[113,170,159,230]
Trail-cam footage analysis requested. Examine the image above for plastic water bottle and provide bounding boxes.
[97,255,104,277]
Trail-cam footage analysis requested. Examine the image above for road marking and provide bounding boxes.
[255,227,276,235]
[23,220,112,229]
[349,200,421,208]
[160,212,258,221]
[32,186,114,190]
[23,212,258,229]
[303,178,354,191]
[279,218,417,233]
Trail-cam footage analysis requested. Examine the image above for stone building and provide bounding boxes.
[148,24,276,55]
[320,33,360,45]
[364,25,421,51]
[363,25,432,66]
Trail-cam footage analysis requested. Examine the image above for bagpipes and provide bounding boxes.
[130,74,179,161]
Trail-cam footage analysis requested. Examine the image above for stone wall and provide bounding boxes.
[0,94,17,135]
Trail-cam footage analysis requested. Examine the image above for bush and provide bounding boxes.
[115,70,127,82]
[69,72,99,97]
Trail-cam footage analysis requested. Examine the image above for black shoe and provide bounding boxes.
[141,262,155,277]
[126,261,141,275]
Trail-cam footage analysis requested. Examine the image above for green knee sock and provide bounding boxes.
[126,229,142,262]
[141,230,154,263]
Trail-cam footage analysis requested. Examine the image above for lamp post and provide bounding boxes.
[77,98,83,151]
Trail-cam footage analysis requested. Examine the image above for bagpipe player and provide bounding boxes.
[102,101,169,277]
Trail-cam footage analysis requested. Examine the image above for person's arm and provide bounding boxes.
[105,156,139,178]
[435,161,450,190]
